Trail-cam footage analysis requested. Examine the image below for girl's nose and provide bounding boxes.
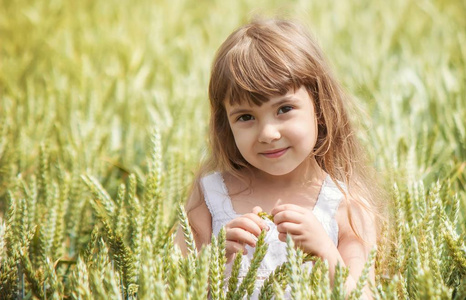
[258,123,281,143]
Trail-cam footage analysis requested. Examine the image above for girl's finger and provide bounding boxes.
[242,212,269,231]
[226,227,258,247]
[277,232,288,243]
[226,240,248,255]
[276,222,302,235]
[252,206,263,214]
[227,217,262,237]
[271,203,307,216]
[273,210,304,225]
[228,214,268,234]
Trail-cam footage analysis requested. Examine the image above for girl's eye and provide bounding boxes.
[278,106,293,114]
[237,114,254,122]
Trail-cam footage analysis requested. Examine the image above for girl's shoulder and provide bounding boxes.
[176,179,212,253]
[202,170,250,195]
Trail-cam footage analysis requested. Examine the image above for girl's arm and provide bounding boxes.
[318,198,376,298]
[175,182,212,255]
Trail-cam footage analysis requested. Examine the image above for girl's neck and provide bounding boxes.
[224,157,326,215]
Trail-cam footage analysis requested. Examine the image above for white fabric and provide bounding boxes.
[200,172,344,299]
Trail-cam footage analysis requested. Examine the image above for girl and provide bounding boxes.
[176,18,382,299]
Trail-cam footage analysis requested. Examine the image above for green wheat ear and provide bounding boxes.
[234,229,268,300]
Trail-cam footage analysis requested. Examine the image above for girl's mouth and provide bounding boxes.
[260,147,289,158]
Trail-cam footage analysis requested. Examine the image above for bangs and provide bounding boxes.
[222,29,306,106]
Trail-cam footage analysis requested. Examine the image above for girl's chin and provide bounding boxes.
[254,167,298,177]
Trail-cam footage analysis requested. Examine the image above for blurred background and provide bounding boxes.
[0,0,465,298]
[1,0,464,194]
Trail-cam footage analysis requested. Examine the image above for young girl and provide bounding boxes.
[176,18,381,299]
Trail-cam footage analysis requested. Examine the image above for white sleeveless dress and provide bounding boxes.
[200,172,344,299]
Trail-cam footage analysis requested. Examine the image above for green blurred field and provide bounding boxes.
[1,0,465,298]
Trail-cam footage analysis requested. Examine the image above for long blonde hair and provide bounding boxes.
[193,18,384,239]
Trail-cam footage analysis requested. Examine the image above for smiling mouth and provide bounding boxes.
[260,147,289,158]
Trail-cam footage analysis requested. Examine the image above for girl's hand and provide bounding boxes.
[225,206,268,262]
[271,204,333,257]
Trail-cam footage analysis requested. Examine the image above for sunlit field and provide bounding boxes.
[1,0,465,298]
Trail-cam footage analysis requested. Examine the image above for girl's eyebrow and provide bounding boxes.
[271,96,298,107]
[228,96,298,117]
[228,108,252,118]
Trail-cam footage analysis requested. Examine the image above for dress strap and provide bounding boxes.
[313,175,344,245]
[314,176,344,217]
[200,172,238,236]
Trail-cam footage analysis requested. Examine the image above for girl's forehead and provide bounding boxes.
[224,85,302,107]
[224,96,267,108]
[224,85,307,109]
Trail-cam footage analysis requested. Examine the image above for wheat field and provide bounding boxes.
[0,0,465,298]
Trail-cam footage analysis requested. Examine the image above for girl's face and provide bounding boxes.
[225,86,318,177]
